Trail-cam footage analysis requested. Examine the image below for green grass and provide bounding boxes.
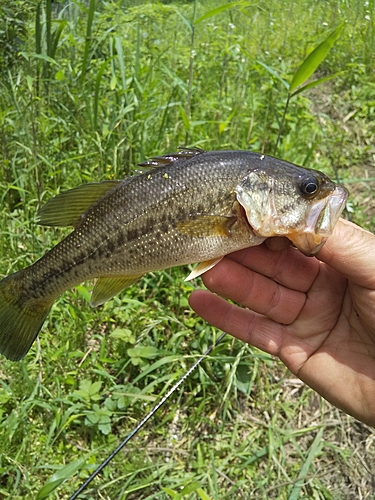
[1,0,375,498]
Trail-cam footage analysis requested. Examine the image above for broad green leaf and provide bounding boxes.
[109,328,135,343]
[290,71,346,96]
[88,381,102,396]
[54,69,65,81]
[20,52,58,65]
[195,1,252,25]
[73,379,102,400]
[289,24,344,93]
[36,458,87,499]
[127,346,159,360]
[256,60,290,90]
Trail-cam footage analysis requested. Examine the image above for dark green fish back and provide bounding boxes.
[30,150,264,298]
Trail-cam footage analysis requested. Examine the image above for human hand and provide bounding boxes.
[189,219,375,426]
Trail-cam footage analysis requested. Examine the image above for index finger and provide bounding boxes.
[225,241,320,293]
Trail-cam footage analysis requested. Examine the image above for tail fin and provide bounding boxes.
[0,273,52,361]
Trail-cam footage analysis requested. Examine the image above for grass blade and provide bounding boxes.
[36,458,88,499]
[80,0,96,84]
[194,1,251,25]
[291,71,345,96]
[115,36,126,90]
[35,1,42,55]
[288,427,324,500]
[256,60,290,90]
[173,8,193,33]
[289,23,344,93]
[51,20,67,60]
[179,105,190,132]
[46,0,52,58]
[93,57,112,130]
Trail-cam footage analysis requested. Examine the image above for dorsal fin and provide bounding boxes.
[138,147,206,168]
[37,180,121,227]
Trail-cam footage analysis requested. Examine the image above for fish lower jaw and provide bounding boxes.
[240,211,327,256]
[286,231,326,256]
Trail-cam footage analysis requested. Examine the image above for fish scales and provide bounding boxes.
[0,149,348,360]
[20,151,259,301]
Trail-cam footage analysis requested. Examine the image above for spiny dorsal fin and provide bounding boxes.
[37,180,121,227]
[138,146,206,168]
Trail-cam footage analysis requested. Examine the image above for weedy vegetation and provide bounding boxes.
[0,0,375,498]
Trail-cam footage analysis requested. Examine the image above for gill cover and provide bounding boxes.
[235,169,348,255]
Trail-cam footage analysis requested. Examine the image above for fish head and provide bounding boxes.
[235,158,348,255]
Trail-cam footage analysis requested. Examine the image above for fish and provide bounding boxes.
[0,148,348,361]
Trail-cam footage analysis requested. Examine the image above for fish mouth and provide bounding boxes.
[236,181,348,256]
[287,185,348,255]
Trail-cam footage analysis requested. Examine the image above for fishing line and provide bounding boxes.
[68,331,227,500]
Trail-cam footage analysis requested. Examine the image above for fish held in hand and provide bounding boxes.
[0,149,348,360]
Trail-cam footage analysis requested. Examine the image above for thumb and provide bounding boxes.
[317,218,375,288]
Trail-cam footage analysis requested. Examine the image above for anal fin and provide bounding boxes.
[185,257,223,281]
[90,275,143,307]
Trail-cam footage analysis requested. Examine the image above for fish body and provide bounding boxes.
[0,149,348,360]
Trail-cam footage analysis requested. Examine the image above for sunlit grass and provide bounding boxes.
[0,0,375,499]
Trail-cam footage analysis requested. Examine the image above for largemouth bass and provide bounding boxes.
[0,149,348,361]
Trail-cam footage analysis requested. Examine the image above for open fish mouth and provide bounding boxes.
[284,185,348,255]
[236,177,348,256]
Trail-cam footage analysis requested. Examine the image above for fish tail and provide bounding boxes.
[0,272,53,361]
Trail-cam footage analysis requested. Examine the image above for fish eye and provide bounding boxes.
[299,175,320,198]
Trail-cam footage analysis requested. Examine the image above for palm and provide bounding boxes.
[189,221,375,425]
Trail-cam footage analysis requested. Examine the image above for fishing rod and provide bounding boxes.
[68,331,227,500]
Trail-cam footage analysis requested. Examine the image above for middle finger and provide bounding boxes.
[201,256,307,324]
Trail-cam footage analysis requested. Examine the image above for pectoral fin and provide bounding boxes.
[37,181,121,227]
[176,215,236,237]
[185,257,224,281]
[90,275,143,307]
